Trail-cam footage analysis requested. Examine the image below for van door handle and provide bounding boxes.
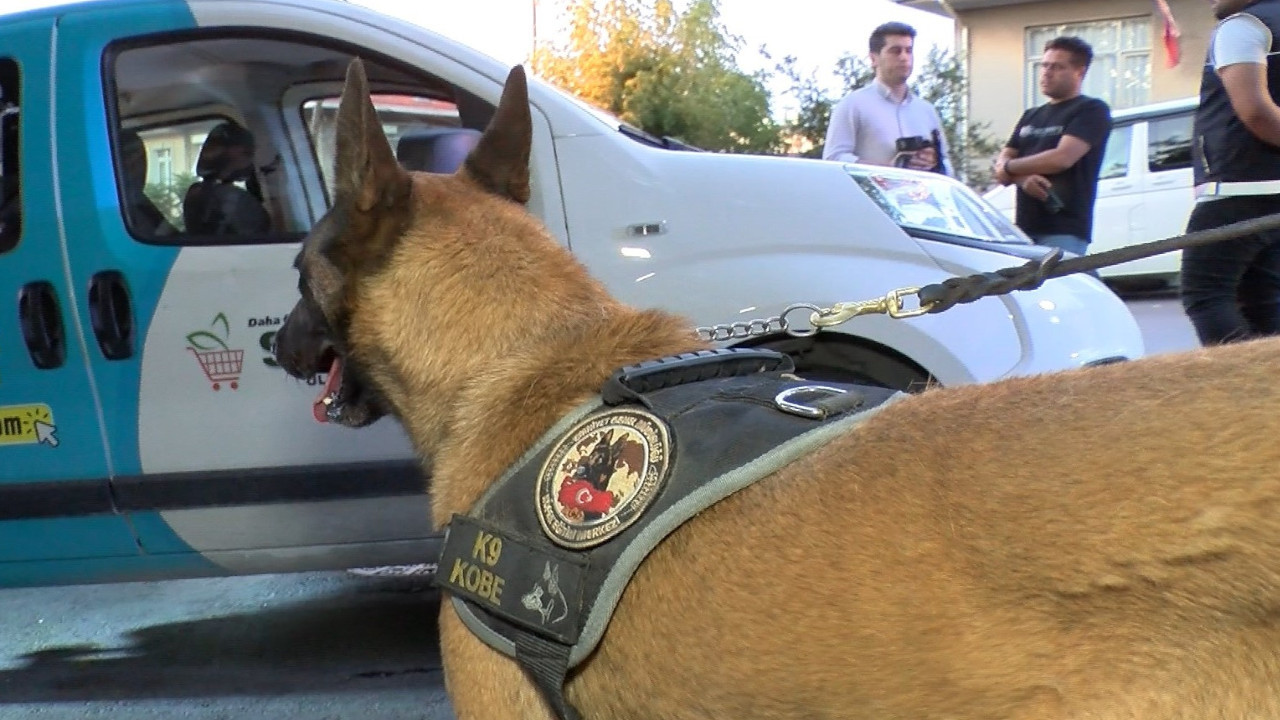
[18,281,67,370]
[1109,183,1134,191]
[88,270,135,360]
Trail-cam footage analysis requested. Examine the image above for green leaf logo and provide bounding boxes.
[186,330,229,351]
[186,312,232,350]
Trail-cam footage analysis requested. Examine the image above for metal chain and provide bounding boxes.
[695,303,821,342]
[694,290,933,341]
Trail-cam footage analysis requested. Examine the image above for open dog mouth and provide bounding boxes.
[313,347,344,423]
[310,345,382,427]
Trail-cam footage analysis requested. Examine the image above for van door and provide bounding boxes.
[0,17,141,577]
[57,7,448,575]
[1089,119,1145,275]
[1136,111,1195,279]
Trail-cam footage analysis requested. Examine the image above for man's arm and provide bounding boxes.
[822,96,860,162]
[1220,63,1280,147]
[993,146,1020,185]
[1003,135,1093,177]
[1213,13,1280,147]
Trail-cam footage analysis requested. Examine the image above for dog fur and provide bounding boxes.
[274,59,1280,719]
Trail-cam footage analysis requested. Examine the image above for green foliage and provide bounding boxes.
[532,1,999,188]
[144,171,195,230]
[910,46,1003,190]
[773,54,875,159]
[532,0,781,153]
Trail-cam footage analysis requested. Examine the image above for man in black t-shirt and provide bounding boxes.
[994,36,1112,257]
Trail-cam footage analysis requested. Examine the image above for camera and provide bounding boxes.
[892,131,945,174]
[892,136,932,168]
[895,135,932,153]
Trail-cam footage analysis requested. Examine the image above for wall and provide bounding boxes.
[960,0,1210,141]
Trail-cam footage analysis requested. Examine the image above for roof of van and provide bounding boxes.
[1112,96,1198,123]
[2,0,143,23]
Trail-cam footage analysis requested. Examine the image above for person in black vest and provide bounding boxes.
[993,36,1111,258]
[1181,0,1280,345]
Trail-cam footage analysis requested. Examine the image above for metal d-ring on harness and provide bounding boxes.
[696,212,1280,339]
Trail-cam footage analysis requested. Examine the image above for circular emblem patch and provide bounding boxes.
[535,408,673,549]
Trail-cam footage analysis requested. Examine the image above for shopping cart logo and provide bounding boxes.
[186,312,244,391]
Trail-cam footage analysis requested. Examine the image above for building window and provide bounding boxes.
[1025,17,1151,111]
[154,147,173,186]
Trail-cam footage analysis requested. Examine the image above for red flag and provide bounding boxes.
[1164,22,1181,67]
[1155,0,1181,68]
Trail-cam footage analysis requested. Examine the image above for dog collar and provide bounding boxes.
[435,349,905,720]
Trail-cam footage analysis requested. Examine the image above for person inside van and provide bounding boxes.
[118,127,178,239]
[182,120,272,237]
[1181,0,1280,345]
[993,36,1111,258]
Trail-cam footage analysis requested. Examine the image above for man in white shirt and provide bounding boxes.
[822,21,951,176]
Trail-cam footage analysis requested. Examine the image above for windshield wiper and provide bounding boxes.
[618,124,702,152]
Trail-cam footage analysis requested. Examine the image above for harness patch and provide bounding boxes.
[435,349,906,720]
[535,408,672,549]
[440,515,587,645]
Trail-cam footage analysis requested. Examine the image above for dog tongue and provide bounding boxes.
[313,356,343,424]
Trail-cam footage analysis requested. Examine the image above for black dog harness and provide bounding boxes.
[436,349,904,719]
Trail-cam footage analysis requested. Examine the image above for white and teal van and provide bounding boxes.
[0,0,1143,589]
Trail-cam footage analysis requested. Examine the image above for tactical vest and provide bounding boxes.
[436,349,905,720]
[1194,0,1280,186]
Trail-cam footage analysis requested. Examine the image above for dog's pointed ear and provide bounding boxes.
[462,65,532,204]
[334,58,410,213]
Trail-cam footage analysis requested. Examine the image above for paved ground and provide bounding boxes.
[0,571,454,719]
[1123,290,1198,356]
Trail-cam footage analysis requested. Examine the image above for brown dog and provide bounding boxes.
[275,58,1280,719]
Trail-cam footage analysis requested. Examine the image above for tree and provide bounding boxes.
[145,171,196,230]
[911,46,1003,190]
[780,47,1001,190]
[532,0,781,153]
[773,53,872,159]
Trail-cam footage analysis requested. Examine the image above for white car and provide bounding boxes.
[985,97,1198,289]
[0,0,1144,589]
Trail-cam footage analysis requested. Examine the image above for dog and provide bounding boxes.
[274,58,1280,719]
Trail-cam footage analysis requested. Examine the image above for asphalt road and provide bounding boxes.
[0,571,453,719]
[0,292,1200,720]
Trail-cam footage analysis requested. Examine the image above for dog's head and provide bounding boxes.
[274,58,608,441]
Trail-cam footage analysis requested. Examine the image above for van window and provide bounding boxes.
[0,58,19,254]
[1148,114,1193,172]
[117,118,229,239]
[303,94,463,202]
[110,35,335,245]
[1099,124,1132,180]
[109,33,480,244]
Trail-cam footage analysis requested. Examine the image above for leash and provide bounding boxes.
[697,211,1280,339]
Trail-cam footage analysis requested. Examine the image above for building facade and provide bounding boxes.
[895,0,1212,139]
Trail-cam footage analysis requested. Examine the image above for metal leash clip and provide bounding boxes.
[811,286,933,329]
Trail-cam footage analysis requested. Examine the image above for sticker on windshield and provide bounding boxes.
[0,404,59,447]
[186,312,244,391]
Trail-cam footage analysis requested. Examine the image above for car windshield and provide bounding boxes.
[846,166,1030,245]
